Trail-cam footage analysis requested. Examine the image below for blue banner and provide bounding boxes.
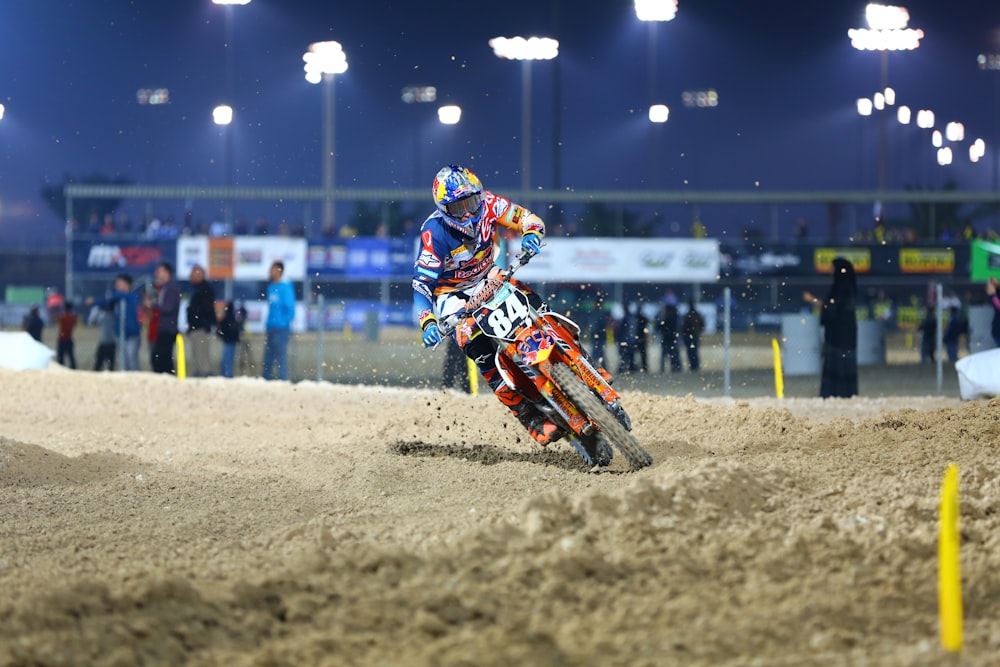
[307,238,417,278]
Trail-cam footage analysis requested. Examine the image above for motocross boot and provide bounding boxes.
[494,384,566,446]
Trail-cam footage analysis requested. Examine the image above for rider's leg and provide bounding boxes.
[461,330,564,446]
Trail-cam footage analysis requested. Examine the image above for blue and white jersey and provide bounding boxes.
[411,190,543,329]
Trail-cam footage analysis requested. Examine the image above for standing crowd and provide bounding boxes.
[23,260,295,381]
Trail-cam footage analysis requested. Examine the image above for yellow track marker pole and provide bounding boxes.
[939,463,963,652]
[466,357,479,395]
[771,337,784,399]
[175,333,187,380]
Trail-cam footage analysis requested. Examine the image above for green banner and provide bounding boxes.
[970,240,1000,280]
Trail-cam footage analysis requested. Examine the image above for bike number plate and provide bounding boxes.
[474,287,531,341]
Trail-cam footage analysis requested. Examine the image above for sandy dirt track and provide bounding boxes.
[1,367,999,666]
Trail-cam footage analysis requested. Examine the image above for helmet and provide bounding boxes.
[432,165,484,236]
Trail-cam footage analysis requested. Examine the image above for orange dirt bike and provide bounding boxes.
[437,252,653,470]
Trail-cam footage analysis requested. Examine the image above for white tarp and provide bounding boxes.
[0,332,54,370]
[509,238,720,283]
[955,348,1000,400]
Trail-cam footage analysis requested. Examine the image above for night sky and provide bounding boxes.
[1,0,998,245]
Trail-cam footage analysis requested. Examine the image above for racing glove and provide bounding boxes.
[421,321,442,347]
[521,232,543,257]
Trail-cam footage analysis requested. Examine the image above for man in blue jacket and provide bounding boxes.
[89,273,142,371]
[262,260,296,381]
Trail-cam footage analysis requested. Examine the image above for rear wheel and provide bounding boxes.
[550,362,653,470]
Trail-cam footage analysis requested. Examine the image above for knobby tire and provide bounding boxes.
[550,362,653,471]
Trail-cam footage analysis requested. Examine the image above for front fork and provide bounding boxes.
[496,326,626,437]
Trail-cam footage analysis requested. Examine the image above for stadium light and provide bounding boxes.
[897,105,911,124]
[438,105,462,125]
[857,98,874,116]
[212,105,233,126]
[634,0,678,22]
[945,122,965,143]
[970,139,986,163]
[648,104,670,123]
[849,4,923,190]
[304,40,348,231]
[489,36,559,193]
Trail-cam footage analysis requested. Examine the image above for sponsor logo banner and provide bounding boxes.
[511,238,720,283]
[73,240,174,275]
[899,248,954,273]
[814,248,871,273]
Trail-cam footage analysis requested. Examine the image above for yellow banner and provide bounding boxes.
[814,248,871,273]
[900,248,955,274]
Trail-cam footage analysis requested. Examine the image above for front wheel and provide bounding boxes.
[550,362,653,471]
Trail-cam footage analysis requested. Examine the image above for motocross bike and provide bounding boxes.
[437,252,653,471]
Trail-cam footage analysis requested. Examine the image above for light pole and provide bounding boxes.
[211,0,251,99]
[304,41,348,233]
[436,104,463,164]
[635,1,677,191]
[401,85,437,186]
[848,3,923,191]
[489,36,559,195]
[634,0,677,103]
[213,104,234,226]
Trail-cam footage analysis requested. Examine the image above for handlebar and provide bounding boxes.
[435,248,538,341]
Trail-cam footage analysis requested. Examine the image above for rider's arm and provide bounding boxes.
[412,227,445,332]
[493,195,545,248]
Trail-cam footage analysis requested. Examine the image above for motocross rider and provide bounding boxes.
[413,164,565,445]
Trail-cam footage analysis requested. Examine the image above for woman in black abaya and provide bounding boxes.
[803,257,858,398]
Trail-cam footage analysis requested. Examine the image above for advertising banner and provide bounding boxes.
[723,243,969,278]
[970,240,1000,281]
[306,238,417,278]
[510,238,720,283]
[176,236,307,281]
[232,237,307,281]
[72,239,176,276]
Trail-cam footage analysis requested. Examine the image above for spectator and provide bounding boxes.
[56,302,78,369]
[88,273,142,371]
[589,303,612,369]
[185,264,217,377]
[150,261,180,374]
[99,213,116,235]
[988,277,1000,348]
[216,300,242,378]
[90,303,117,371]
[235,301,253,375]
[140,284,159,370]
[918,307,936,363]
[442,336,470,392]
[617,302,648,375]
[657,291,682,374]
[262,260,296,381]
[112,274,142,371]
[942,305,968,362]
[22,305,44,343]
[804,257,858,398]
[793,217,809,242]
[681,299,705,372]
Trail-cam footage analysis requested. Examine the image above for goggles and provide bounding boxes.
[444,193,482,221]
